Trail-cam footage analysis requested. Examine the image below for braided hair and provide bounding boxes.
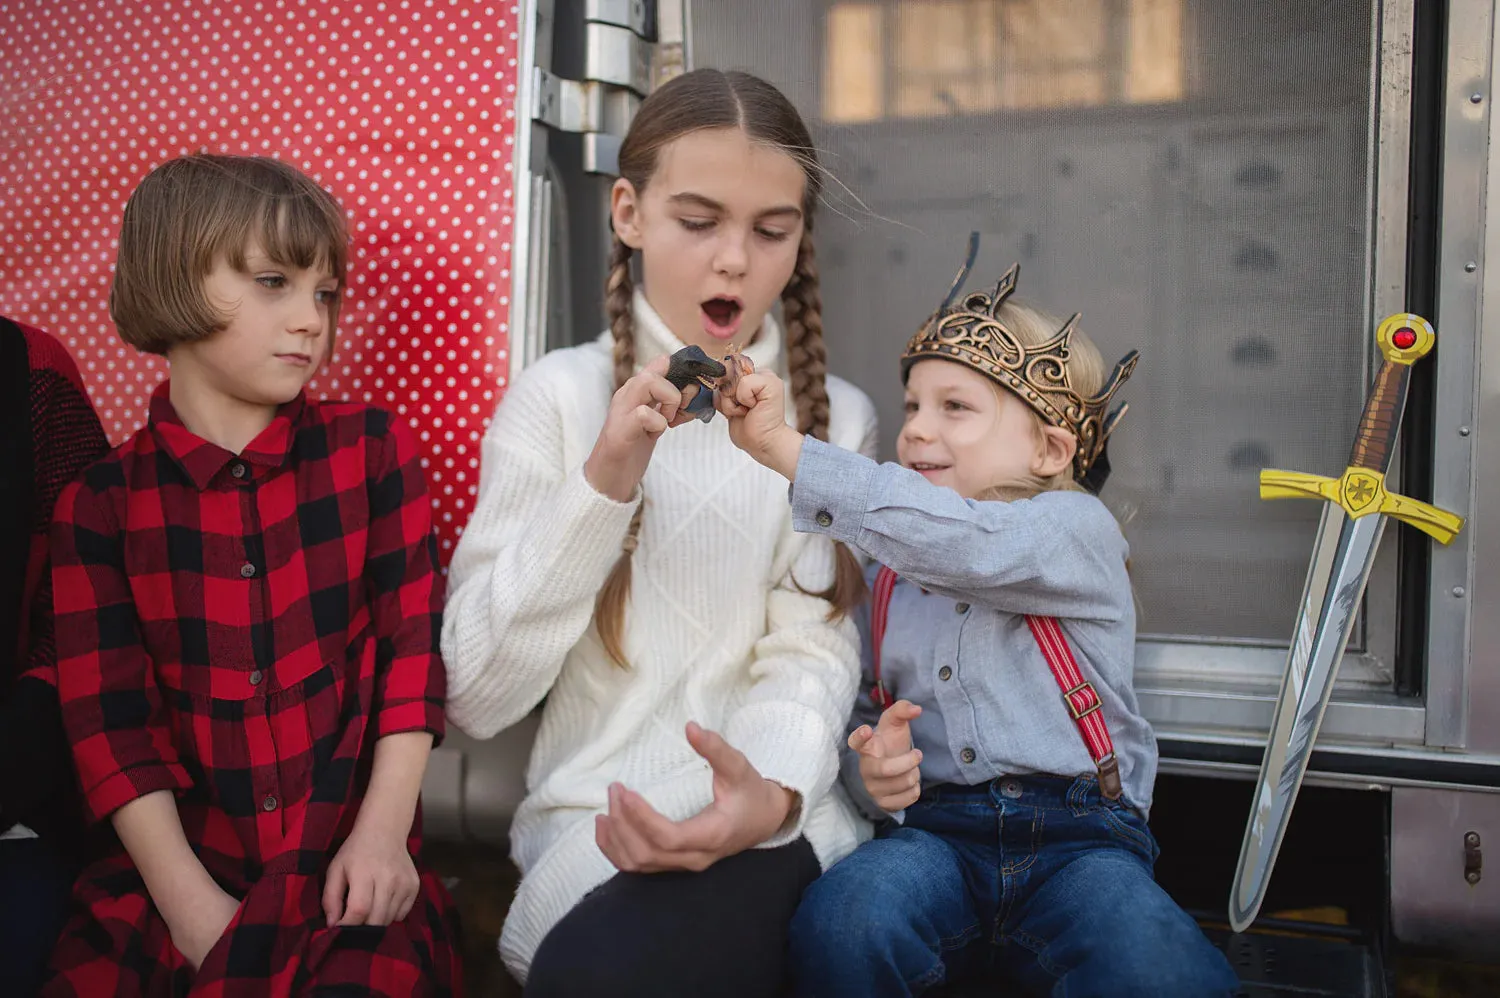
[593,69,865,668]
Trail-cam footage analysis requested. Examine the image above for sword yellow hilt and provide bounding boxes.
[1259,468,1465,544]
[1258,313,1464,545]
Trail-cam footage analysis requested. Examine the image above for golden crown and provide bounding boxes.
[900,234,1139,489]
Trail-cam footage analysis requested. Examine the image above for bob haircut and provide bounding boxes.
[109,154,348,356]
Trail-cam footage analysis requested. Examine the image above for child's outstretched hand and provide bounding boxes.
[848,699,925,813]
[717,370,803,480]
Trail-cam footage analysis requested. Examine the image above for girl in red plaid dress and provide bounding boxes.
[44,155,462,997]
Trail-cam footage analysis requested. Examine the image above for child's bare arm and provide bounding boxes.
[51,476,230,962]
[322,731,432,927]
[333,411,449,928]
[112,791,238,968]
[356,731,433,836]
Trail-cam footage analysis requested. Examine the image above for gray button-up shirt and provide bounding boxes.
[789,438,1159,815]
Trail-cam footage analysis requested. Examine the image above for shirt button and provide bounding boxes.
[815,510,833,528]
[955,602,971,614]
[262,795,279,812]
[230,462,247,479]
[1001,778,1023,799]
[960,747,976,764]
[240,563,256,579]
[938,666,953,681]
[249,670,264,687]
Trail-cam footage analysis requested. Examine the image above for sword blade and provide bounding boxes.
[1228,506,1387,932]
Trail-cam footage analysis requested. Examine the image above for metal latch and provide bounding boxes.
[530,1,655,175]
[1464,830,1482,885]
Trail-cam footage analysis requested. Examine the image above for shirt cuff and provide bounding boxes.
[84,762,193,825]
[789,437,879,546]
[376,698,446,743]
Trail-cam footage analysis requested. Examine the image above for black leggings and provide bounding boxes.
[524,838,821,998]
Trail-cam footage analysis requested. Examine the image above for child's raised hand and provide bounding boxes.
[584,354,685,501]
[848,699,925,813]
[717,370,803,480]
[322,821,422,928]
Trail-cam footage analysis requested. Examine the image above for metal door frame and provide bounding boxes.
[1426,0,1494,750]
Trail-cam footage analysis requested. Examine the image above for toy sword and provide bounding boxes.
[1228,313,1465,933]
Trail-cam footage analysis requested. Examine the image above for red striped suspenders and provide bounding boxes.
[867,565,1123,800]
[867,564,900,711]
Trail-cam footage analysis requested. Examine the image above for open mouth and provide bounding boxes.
[700,296,743,339]
[908,462,951,477]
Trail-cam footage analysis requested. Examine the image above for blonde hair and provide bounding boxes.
[593,69,866,669]
[973,298,1108,503]
[110,154,348,356]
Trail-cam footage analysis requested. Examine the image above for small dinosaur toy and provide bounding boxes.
[664,344,755,423]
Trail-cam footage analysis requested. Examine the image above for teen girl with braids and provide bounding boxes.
[441,68,878,995]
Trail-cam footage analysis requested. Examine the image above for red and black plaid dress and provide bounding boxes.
[45,382,462,997]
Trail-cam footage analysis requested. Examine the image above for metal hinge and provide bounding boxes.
[1464,830,1482,885]
[530,1,655,175]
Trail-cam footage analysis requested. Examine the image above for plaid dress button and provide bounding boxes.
[240,563,256,578]
[262,795,278,812]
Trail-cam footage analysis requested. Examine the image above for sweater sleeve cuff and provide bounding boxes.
[725,702,838,849]
[789,437,879,546]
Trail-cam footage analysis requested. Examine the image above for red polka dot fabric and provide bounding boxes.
[0,0,521,561]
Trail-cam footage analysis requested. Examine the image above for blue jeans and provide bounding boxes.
[790,775,1239,997]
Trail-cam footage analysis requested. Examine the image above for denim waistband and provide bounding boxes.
[917,773,1122,813]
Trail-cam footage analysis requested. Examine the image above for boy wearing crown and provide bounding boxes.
[719,240,1239,996]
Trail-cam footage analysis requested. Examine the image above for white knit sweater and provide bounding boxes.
[441,291,878,981]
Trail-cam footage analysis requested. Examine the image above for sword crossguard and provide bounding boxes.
[1260,467,1465,545]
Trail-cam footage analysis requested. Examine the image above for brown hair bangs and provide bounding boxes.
[109,154,349,355]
